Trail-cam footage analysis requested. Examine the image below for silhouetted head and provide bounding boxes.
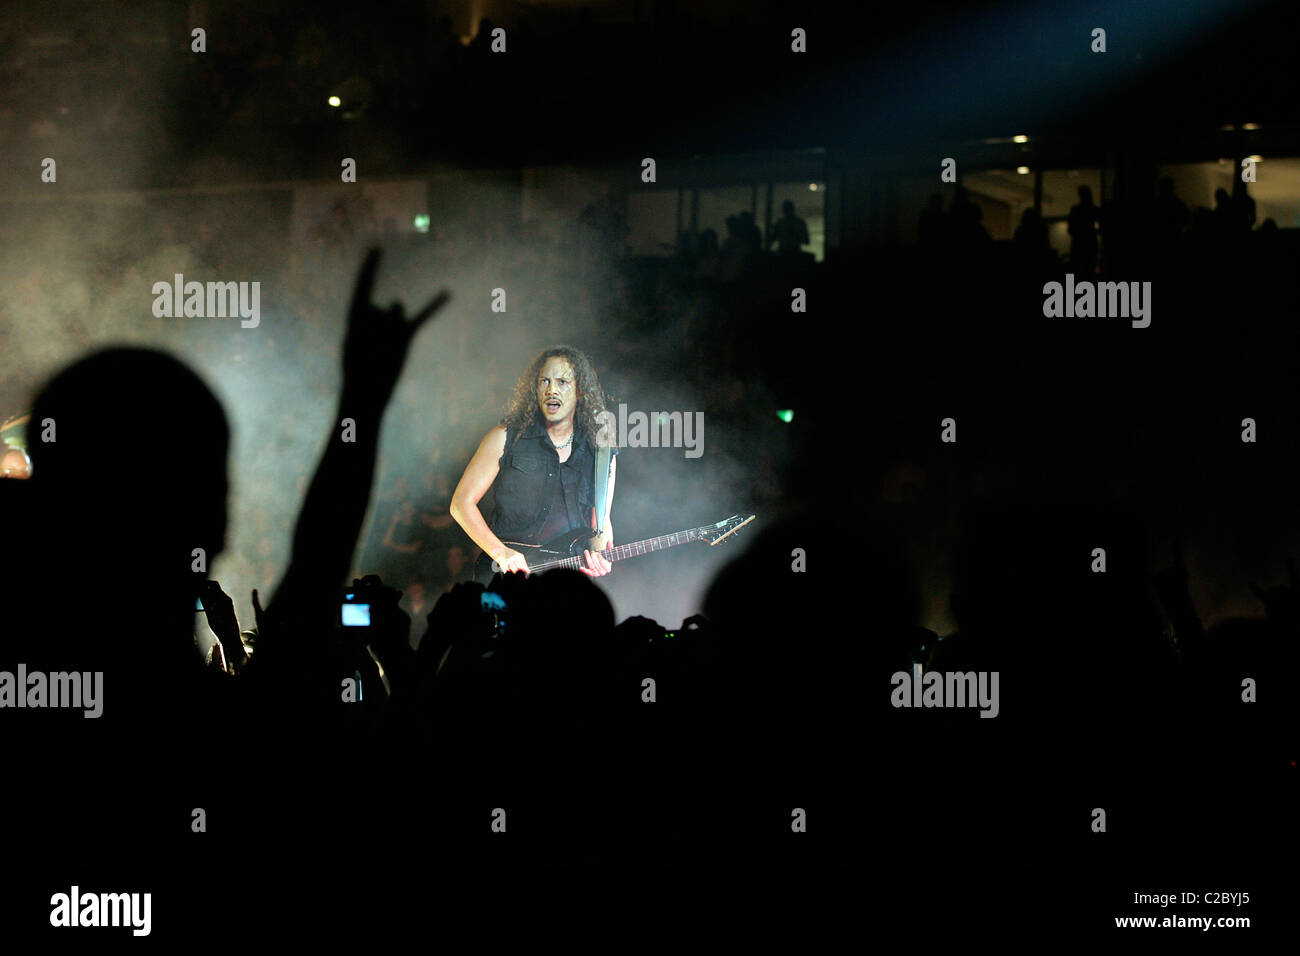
[1078,185,1093,204]
[531,568,616,636]
[782,200,796,217]
[704,511,919,713]
[1215,187,1231,205]
[503,569,618,711]
[10,349,229,700]
[950,496,1169,715]
[28,348,229,582]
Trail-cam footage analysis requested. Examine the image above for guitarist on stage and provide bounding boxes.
[450,346,616,579]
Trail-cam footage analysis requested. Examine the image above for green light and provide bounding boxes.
[413,214,430,233]
[777,409,794,423]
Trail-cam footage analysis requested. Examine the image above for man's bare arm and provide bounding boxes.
[449,426,523,570]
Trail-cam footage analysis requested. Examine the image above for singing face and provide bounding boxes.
[537,357,578,426]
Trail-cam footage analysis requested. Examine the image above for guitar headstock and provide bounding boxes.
[698,513,756,546]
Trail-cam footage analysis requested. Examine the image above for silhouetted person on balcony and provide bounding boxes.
[769,200,809,255]
[1013,207,1054,274]
[1013,207,1046,249]
[1212,188,1239,239]
[1233,178,1256,231]
[697,228,720,277]
[721,215,749,279]
[1068,186,1099,275]
[738,210,763,255]
[947,187,991,260]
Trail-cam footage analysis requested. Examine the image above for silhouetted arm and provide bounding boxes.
[267,249,450,633]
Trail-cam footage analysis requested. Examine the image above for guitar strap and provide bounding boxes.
[593,442,612,536]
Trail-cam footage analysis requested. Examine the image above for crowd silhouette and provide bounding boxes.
[3,239,1291,933]
[920,174,1280,280]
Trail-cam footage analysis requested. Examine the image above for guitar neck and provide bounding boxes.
[529,529,702,574]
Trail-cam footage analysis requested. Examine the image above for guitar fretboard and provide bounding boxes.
[530,530,701,573]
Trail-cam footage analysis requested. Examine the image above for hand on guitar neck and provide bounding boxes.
[579,545,613,577]
[581,511,613,577]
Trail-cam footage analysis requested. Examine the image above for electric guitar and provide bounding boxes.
[472,513,756,584]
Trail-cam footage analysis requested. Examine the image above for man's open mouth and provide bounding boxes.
[545,400,561,412]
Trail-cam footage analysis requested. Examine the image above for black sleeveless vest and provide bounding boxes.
[488,419,616,543]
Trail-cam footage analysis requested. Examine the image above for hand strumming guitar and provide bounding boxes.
[494,548,531,575]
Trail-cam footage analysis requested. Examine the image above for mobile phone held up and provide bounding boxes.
[341,592,371,627]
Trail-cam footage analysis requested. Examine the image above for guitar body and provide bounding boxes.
[472,527,599,584]
[469,514,755,586]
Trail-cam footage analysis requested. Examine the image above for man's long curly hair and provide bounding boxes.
[500,345,614,449]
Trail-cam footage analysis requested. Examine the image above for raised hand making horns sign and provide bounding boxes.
[342,248,452,411]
